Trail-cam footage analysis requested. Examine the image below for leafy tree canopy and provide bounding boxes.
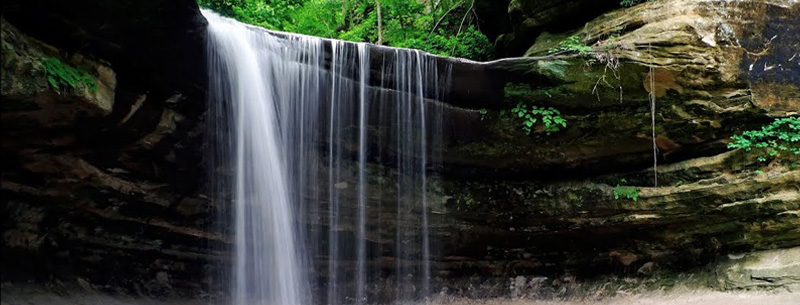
[198,0,494,60]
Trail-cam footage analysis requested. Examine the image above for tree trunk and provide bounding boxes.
[376,0,383,45]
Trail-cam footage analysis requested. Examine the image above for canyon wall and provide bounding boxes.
[1,0,798,300]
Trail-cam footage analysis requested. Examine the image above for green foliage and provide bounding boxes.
[198,0,494,60]
[510,102,567,135]
[549,35,592,55]
[620,0,652,7]
[40,57,98,92]
[478,108,487,121]
[727,117,800,163]
[198,0,245,16]
[613,179,640,201]
[423,25,493,60]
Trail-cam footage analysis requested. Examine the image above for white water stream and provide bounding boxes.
[204,10,449,305]
[205,11,305,305]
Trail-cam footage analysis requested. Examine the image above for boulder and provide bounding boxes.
[714,247,800,291]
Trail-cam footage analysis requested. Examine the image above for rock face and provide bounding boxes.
[1,0,207,97]
[714,247,800,291]
[450,0,800,177]
[1,6,221,299]
[431,152,799,288]
[1,0,799,302]
[476,0,623,57]
[427,0,798,291]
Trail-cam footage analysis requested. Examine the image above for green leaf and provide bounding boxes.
[728,117,799,164]
[40,56,97,92]
[47,76,59,89]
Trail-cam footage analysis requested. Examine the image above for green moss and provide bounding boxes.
[567,192,580,202]
[453,139,518,159]
[504,83,537,101]
[535,60,570,79]
[525,31,574,56]
[640,122,667,134]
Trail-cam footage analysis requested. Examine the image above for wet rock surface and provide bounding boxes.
[303,151,798,297]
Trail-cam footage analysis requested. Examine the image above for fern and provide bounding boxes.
[41,57,98,92]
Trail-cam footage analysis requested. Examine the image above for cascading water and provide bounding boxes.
[204,10,450,305]
[205,12,305,305]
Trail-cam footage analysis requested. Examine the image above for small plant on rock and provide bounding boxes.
[40,57,98,92]
[479,108,488,121]
[727,117,800,164]
[510,102,567,135]
[549,35,592,55]
[613,179,641,201]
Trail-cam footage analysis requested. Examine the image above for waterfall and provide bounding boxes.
[204,10,450,305]
[205,11,305,305]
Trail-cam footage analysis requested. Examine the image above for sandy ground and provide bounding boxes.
[430,290,799,305]
[2,289,798,305]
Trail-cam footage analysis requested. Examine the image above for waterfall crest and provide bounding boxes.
[204,10,450,305]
